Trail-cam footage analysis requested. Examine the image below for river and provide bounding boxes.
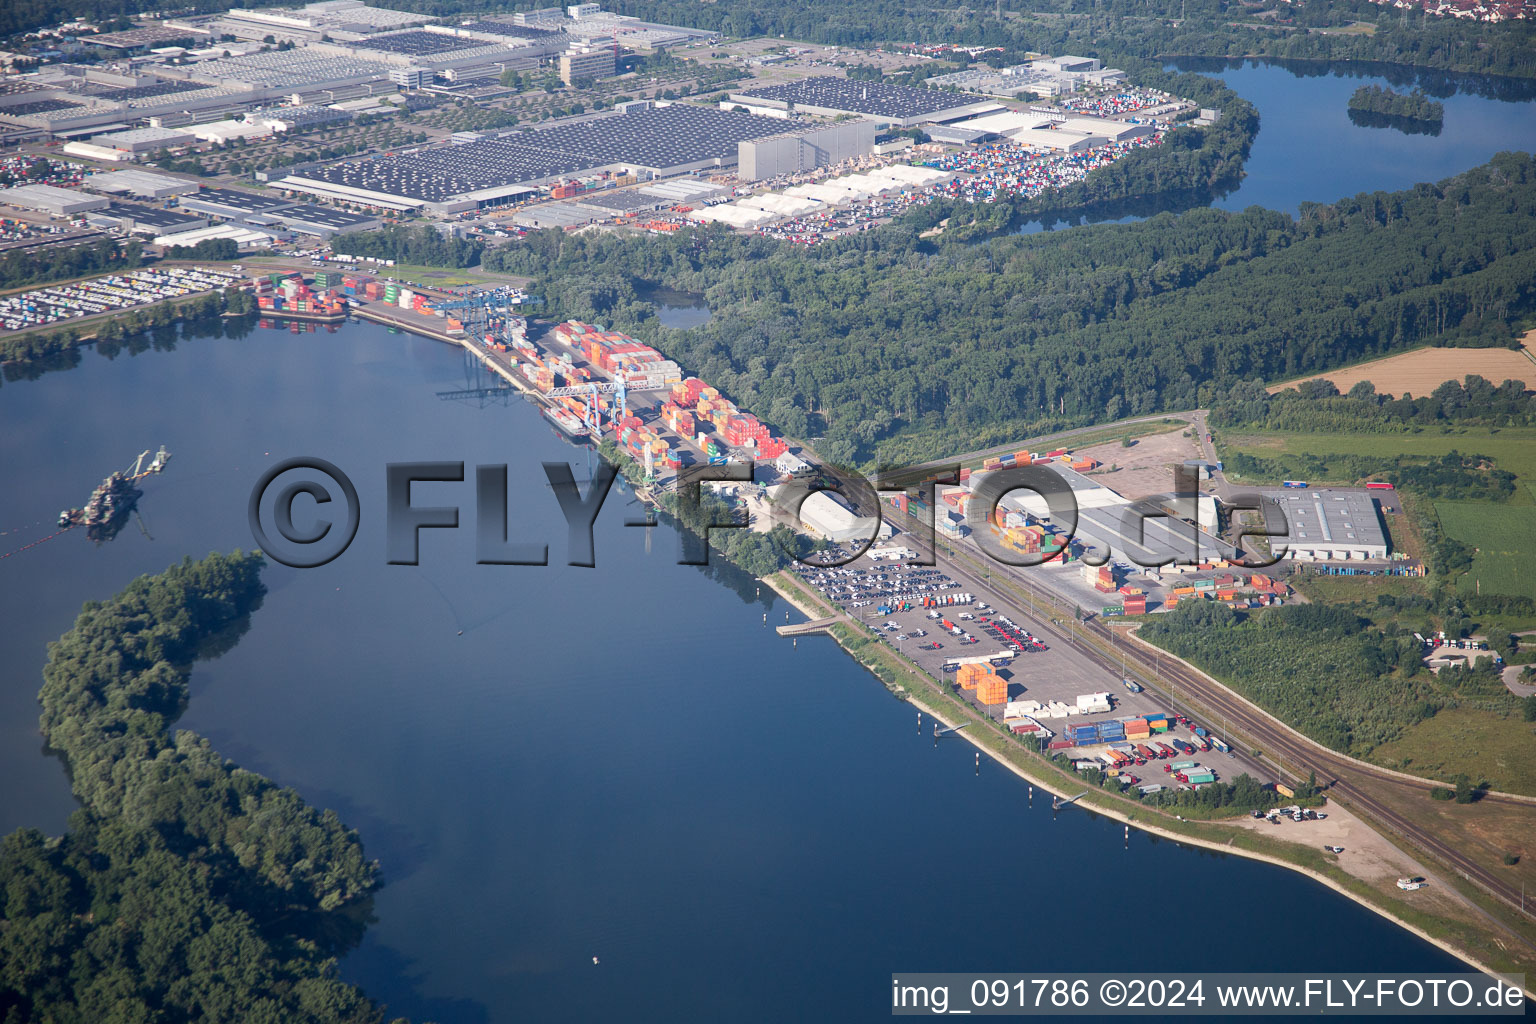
[1013,59,1536,234]
[0,317,1464,1022]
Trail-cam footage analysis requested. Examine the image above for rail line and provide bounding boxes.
[879,526,1536,929]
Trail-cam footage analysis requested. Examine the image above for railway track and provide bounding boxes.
[905,532,1536,928]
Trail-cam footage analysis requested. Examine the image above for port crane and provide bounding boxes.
[545,374,671,435]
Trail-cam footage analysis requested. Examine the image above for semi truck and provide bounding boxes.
[1211,737,1231,754]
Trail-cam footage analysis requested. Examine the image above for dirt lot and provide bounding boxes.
[1229,802,1468,915]
[1270,332,1536,397]
[1073,427,1211,501]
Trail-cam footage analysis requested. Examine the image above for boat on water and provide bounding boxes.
[544,405,589,438]
[56,446,170,544]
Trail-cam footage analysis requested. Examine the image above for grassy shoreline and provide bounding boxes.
[760,571,1536,989]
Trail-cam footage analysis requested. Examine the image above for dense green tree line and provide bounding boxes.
[0,238,141,292]
[489,153,1536,465]
[330,223,482,269]
[1,553,402,1023]
[165,237,241,261]
[1212,374,1536,433]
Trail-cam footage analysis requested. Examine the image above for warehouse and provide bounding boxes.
[1007,126,1106,153]
[1259,489,1389,562]
[91,203,210,235]
[90,125,195,154]
[0,183,110,216]
[189,118,274,144]
[736,121,876,181]
[210,1,434,44]
[153,222,274,250]
[249,104,353,131]
[283,103,789,211]
[727,77,999,128]
[795,490,893,544]
[60,141,135,162]
[182,47,397,92]
[87,169,197,199]
[271,203,381,236]
[178,187,299,220]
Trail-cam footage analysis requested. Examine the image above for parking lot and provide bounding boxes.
[0,265,243,332]
[790,546,1266,793]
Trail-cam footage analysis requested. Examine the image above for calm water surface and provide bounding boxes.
[1013,60,1536,234]
[0,319,1464,1022]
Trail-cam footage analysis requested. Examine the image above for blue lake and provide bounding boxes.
[0,319,1466,1022]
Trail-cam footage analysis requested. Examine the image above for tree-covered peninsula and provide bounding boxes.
[0,552,407,1024]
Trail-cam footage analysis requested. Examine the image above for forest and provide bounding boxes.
[487,153,1536,466]
[0,553,403,1024]
[1138,599,1520,758]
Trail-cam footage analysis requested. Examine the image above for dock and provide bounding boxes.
[776,616,842,637]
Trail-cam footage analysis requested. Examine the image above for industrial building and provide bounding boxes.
[974,464,1236,567]
[281,103,790,211]
[87,169,197,199]
[205,1,435,44]
[90,125,195,153]
[271,203,381,236]
[248,104,353,131]
[794,490,894,544]
[726,77,999,128]
[153,222,275,249]
[177,187,299,220]
[926,58,1128,99]
[559,45,617,85]
[88,203,210,235]
[1259,489,1389,562]
[0,183,110,216]
[736,121,876,181]
[187,118,274,144]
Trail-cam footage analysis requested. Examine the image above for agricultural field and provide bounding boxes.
[1272,332,1536,397]
[1372,707,1536,797]
[1434,501,1536,597]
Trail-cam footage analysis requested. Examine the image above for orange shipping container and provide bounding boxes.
[976,675,1007,705]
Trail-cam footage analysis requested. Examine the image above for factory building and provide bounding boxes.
[249,104,353,131]
[88,204,210,236]
[60,141,135,162]
[87,169,198,199]
[281,103,789,212]
[271,203,382,236]
[0,183,110,216]
[153,223,275,250]
[736,121,876,181]
[794,490,894,544]
[90,125,195,154]
[727,76,999,128]
[559,46,617,85]
[1006,127,1106,153]
[177,187,299,221]
[1260,489,1389,562]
